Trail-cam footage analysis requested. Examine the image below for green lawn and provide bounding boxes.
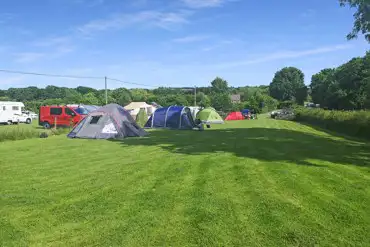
[1,118,369,246]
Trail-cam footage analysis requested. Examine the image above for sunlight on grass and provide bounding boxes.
[0,118,369,246]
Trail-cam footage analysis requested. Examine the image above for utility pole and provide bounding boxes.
[194,86,197,106]
[105,76,108,105]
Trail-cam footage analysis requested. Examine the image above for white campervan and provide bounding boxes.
[0,102,32,124]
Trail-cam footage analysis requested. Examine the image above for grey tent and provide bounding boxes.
[67,103,147,139]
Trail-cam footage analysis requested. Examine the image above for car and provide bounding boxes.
[22,111,38,119]
[39,105,86,129]
[270,110,282,119]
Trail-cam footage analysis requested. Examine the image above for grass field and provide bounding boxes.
[1,117,370,246]
[0,121,69,142]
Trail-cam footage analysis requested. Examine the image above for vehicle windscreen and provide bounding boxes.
[74,107,89,115]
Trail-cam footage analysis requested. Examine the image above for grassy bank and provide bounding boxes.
[0,122,69,142]
[294,107,370,139]
[1,118,369,246]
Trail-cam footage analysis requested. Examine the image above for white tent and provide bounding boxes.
[188,106,201,120]
[124,102,156,119]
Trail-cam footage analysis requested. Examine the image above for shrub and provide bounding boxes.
[136,108,148,127]
[0,127,39,142]
[294,107,370,139]
[278,100,296,109]
[0,125,70,142]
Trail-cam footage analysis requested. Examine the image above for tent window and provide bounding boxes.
[90,116,102,124]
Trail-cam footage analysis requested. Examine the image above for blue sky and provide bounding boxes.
[0,0,368,89]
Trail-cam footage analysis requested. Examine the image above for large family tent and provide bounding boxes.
[144,106,196,129]
[188,106,201,120]
[196,108,224,124]
[225,111,244,121]
[124,102,156,119]
[67,103,147,139]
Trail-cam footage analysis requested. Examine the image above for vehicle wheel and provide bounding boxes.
[26,118,32,124]
[43,122,51,129]
[7,120,12,125]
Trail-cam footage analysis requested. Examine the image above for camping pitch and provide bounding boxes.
[145,106,196,129]
[67,104,147,139]
[225,111,244,121]
[196,108,224,124]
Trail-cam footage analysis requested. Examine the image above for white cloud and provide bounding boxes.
[88,0,105,7]
[172,35,210,43]
[0,46,10,53]
[181,0,235,8]
[0,75,26,87]
[202,39,240,51]
[14,52,45,63]
[13,45,74,63]
[32,36,71,47]
[211,44,352,68]
[77,10,192,35]
[301,9,316,18]
[72,0,105,7]
[0,13,15,24]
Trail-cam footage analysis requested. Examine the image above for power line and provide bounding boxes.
[107,77,157,88]
[0,68,195,93]
[0,69,104,80]
[0,69,159,88]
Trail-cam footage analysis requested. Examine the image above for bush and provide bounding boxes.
[136,108,148,127]
[278,100,296,109]
[0,125,70,142]
[0,127,39,142]
[294,107,370,139]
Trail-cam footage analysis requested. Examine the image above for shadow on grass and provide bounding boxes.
[114,128,370,168]
[294,120,369,142]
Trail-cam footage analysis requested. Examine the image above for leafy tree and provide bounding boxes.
[310,52,370,110]
[76,86,97,95]
[335,56,368,109]
[211,77,229,93]
[211,93,232,112]
[231,102,244,112]
[81,92,100,105]
[131,89,151,102]
[243,93,278,113]
[311,68,337,107]
[162,94,189,106]
[243,98,260,113]
[340,0,370,42]
[110,88,132,106]
[269,67,305,103]
[186,94,195,106]
[196,92,211,108]
[0,96,10,101]
[295,86,308,105]
[65,89,82,103]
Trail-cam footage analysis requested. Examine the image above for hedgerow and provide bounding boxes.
[294,107,370,139]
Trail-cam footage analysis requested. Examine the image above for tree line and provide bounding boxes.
[0,79,278,114]
[1,51,369,113]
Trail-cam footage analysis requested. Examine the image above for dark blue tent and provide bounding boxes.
[241,109,250,115]
[145,106,196,129]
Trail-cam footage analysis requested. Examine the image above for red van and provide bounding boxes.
[39,105,86,129]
